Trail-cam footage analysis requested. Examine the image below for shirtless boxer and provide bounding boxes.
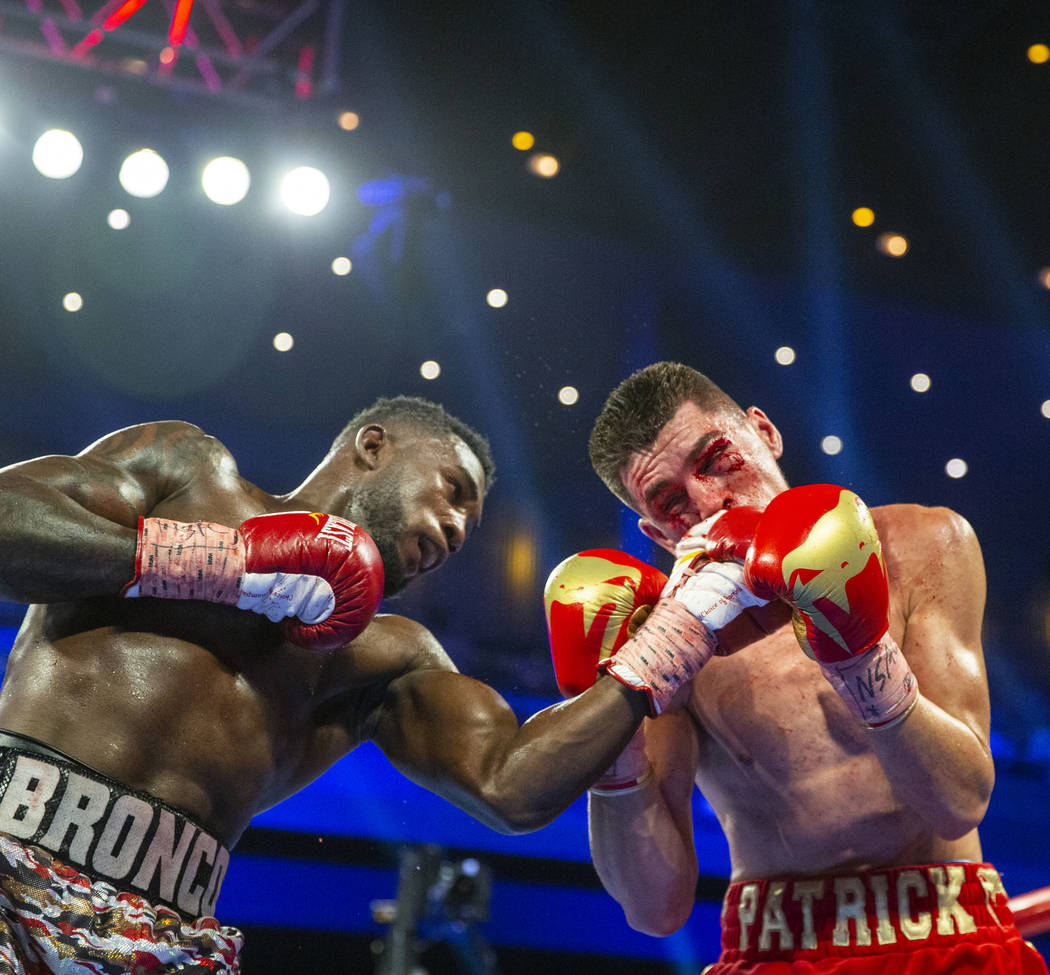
[545,363,1047,973]
[0,394,710,974]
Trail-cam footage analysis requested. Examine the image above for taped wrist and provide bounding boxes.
[599,597,716,715]
[123,518,245,604]
[819,634,919,730]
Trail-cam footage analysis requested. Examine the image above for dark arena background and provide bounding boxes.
[2,0,1050,971]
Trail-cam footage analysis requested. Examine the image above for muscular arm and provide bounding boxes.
[368,654,650,834]
[588,709,702,935]
[865,507,994,838]
[0,422,206,602]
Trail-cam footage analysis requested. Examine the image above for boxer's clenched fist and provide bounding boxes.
[742,484,918,728]
[543,548,667,698]
[123,511,385,651]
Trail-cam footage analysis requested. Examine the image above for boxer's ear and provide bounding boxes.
[354,424,387,470]
[638,517,677,556]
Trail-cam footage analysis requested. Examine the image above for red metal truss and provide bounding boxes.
[0,0,344,103]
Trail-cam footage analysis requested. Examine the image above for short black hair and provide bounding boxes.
[589,362,741,507]
[334,395,495,491]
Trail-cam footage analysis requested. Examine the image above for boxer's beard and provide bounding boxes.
[348,478,409,597]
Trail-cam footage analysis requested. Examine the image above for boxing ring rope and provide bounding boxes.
[1010,887,1050,938]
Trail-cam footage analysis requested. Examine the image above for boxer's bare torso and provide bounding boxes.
[0,424,443,844]
[685,505,984,881]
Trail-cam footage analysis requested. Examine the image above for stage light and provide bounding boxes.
[1028,43,1050,64]
[821,435,843,456]
[945,458,968,479]
[331,257,352,276]
[107,208,130,230]
[774,346,796,365]
[528,153,559,177]
[910,372,931,393]
[420,360,440,380]
[851,207,875,227]
[118,148,169,198]
[32,129,83,179]
[1041,400,1050,419]
[486,288,508,308]
[201,156,250,206]
[1038,267,1050,290]
[512,131,535,150]
[279,166,330,216]
[876,233,908,257]
[273,332,294,351]
[337,111,359,131]
[62,292,83,312]
[558,385,579,405]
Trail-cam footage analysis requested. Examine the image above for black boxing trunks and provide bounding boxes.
[705,861,1049,974]
[0,730,242,973]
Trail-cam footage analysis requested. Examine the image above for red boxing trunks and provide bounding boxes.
[707,862,1049,974]
[0,730,242,973]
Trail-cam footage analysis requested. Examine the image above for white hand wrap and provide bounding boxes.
[602,597,717,715]
[818,633,919,729]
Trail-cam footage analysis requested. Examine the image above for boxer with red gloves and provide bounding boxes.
[583,362,1045,974]
[0,396,656,974]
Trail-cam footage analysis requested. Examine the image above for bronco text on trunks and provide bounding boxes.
[0,744,229,917]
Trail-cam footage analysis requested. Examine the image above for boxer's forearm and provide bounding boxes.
[373,671,650,833]
[588,785,699,936]
[867,694,994,839]
[0,472,138,602]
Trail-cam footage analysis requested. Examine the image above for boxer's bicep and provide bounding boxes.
[900,508,990,744]
[0,422,209,600]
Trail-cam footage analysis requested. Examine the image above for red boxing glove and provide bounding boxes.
[124,512,385,651]
[543,549,667,697]
[543,548,667,794]
[743,484,917,728]
[675,506,764,563]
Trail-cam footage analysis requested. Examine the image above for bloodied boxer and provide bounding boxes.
[545,363,1048,973]
[0,395,708,974]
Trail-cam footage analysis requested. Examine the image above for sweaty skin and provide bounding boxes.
[0,420,648,848]
[589,401,993,936]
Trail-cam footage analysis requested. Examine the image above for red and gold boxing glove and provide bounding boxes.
[674,506,764,563]
[543,549,666,793]
[123,511,385,651]
[742,484,918,729]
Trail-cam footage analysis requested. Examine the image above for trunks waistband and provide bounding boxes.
[720,862,1017,962]
[0,729,229,918]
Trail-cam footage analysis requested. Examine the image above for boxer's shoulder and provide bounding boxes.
[325,612,457,684]
[872,503,979,586]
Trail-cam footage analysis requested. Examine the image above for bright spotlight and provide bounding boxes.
[331,257,352,276]
[280,166,330,216]
[1041,400,1050,419]
[273,332,294,351]
[945,458,968,479]
[821,435,843,455]
[486,288,508,308]
[774,346,796,365]
[420,360,441,380]
[119,148,169,198]
[512,131,535,151]
[876,232,908,257]
[851,207,875,228]
[528,153,559,178]
[107,208,130,230]
[201,156,250,206]
[910,372,931,393]
[32,129,84,179]
[62,292,83,312]
[558,386,579,406]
